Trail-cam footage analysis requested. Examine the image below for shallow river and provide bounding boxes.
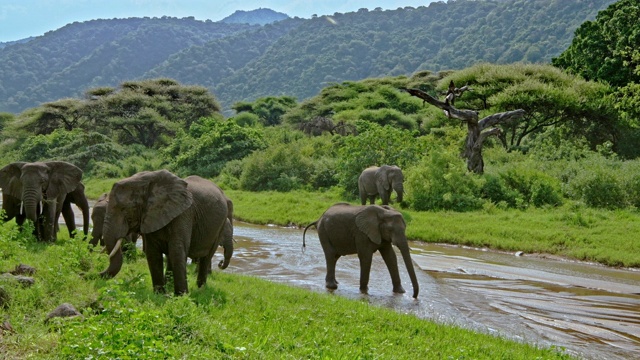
[5,196,640,359]
[225,222,640,360]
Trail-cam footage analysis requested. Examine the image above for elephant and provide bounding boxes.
[90,193,139,249]
[0,161,87,242]
[303,203,419,298]
[99,169,234,295]
[358,165,404,205]
[56,182,90,239]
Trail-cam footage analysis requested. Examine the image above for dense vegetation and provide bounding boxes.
[0,0,615,113]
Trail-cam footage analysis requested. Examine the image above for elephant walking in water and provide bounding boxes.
[358,165,404,205]
[0,161,89,242]
[303,203,419,299]
[100,170,234,295]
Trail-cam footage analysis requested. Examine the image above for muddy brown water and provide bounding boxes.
[4,197,640,359]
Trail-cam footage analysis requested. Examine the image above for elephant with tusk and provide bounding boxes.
[100,170,234,295]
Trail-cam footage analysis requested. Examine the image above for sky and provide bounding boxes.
[0,0,436,43]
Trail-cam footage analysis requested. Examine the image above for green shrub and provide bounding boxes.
[407,149,484,211]
[580,171,626,209]
[239,143,313,192]
[498,167,563,208]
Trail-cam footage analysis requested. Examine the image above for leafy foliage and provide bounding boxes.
[552,0,640,87]
[165,118,266,178]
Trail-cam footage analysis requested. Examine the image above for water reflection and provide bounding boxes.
[226,222,640,360]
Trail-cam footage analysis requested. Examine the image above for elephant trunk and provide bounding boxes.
[22,187,41,222]
[398,243,419,299]
[100,246,123,278]
[218,220,234,269]
[99,216,128,278]
[393,182,404,203]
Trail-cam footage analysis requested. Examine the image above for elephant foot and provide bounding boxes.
[392,285,406,294]
[325,281,338,290]
[359,286,369,294]
[153,285,166,294]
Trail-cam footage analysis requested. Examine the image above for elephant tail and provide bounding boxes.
[302,221,318,252]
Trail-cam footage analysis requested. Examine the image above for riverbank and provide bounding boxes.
[225,189,640,268]
[82,179,640,268]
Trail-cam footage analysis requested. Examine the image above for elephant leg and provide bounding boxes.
[357,251,373,294]
[368,195,376,205]
[196,256,212,288]
[145,240,166,293]
[379,245,405,294]
[320,240,339,289]
[61,201,76,238]
[167,242,188,295]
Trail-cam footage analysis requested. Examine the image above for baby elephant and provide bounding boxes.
[90,193,139,250]
[303,203,419,298]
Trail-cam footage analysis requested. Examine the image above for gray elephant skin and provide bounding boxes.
[0,161,89,242]
[90,193,138,249]
[303,203,419,298]
[358,165,404,205]
[100,169,234,295]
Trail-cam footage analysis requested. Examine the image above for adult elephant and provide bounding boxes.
[0,161,85,242]
[100,170,234,295]
[358,165,404,205]
[303,203,419,298]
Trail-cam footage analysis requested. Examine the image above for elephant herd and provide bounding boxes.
[1,161,416,298]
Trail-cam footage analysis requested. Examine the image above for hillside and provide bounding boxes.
[0,0,617,114]
[220,8,289,25]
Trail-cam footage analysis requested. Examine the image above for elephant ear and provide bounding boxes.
[0,162,27,198]
[46,161,83,197]
[376,165,391,191]
[355,206,383,245]
[140,170,193,234]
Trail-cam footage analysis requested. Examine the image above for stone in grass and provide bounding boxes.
[45,303,82,323]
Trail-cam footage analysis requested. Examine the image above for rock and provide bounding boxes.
[45,303,82,323]
[0,273,35,287]
[515,251,524,257]
[10,264,36,276]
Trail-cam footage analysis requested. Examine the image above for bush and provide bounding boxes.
[498,167,563,208]
[407,149,484,211]
[239,143,313,192]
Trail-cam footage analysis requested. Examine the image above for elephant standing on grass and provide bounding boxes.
[358,165,404,205]
[100,170,234,295]
[303,203,419,298]
[0,161,88,242]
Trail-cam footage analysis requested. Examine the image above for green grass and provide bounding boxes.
[0,224,571,359]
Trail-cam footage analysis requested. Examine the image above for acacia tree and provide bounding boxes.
[404,83,524,174]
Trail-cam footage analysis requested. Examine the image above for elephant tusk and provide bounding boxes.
[20,202,24,215]
[109,239,123,258]
[39,200,43,215]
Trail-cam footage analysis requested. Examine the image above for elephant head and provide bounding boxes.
[0,161,83,241]
[355,205,418,298]
[377,165,404,204]
[100,170,193,278]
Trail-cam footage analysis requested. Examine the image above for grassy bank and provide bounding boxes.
[0,225,571,359]
[226,189,640,268]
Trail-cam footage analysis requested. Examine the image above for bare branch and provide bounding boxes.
[478,109,525,131]
[403,88,479,122]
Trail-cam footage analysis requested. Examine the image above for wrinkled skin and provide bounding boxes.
[303,203,419,298]
[358,165,404,205]
[100,170,234,295]
[90,193,138,249]
[0,161,85,242]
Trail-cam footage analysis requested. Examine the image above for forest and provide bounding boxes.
[0,0,615,113]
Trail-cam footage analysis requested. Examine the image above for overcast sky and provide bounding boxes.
[0,0,436,42]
